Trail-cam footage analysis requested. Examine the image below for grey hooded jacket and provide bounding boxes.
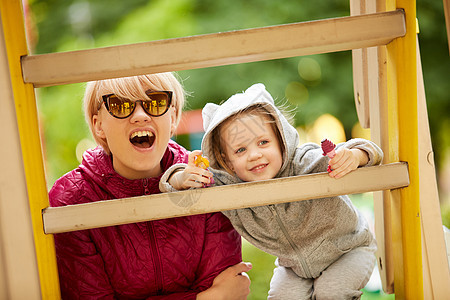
[161,83,383,279]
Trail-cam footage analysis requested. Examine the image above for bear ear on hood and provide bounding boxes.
[202,103,220,131]
[244,83,275,105]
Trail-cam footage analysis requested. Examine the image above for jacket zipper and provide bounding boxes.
[148,222,164,293]
[268,204,312,278]
[144,179,163,293]
[143,178,150,195]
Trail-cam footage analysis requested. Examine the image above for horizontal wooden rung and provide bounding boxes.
[43,162,409,234]
[23,10,405,88]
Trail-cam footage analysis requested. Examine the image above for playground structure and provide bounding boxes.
[1,0,449,298]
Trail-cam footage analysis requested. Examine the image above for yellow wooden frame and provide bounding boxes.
[0,12,41,300]
[1,0,448,298]
[0,1,60,298]
[388,1,422,298]
[351,0,449,298]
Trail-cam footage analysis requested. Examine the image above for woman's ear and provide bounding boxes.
[92,114,106,139]
[170,107,178,136]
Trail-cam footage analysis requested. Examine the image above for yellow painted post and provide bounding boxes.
[396,1,422,298]
[0,0,60,298]
[386,0,423,298]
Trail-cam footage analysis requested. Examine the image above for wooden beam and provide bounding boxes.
[0,3,41,297]
[22,10,405,87]
[368,41,396,293]
[444,0,450,55]
[361,0,395,294]
[350,0,371,129]
[416,36,450,299]
[43,162,409,234]
[394,0,423,298]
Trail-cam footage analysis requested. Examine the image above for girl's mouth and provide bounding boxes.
[250,163,268,172]
[130,130,155,148]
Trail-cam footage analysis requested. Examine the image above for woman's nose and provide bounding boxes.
[130,101,151,122]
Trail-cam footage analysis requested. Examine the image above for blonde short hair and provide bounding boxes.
[84,72,185,153]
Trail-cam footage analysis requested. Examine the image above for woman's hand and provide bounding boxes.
[169,150,213,190]
[197,262,252,300]
[328,148,369,179]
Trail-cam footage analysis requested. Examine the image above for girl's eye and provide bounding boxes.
[259,140,269,146]
[235,147,246,154]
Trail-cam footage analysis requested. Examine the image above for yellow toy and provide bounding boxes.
[194,155,209,169]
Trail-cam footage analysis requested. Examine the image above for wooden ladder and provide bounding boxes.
[0,0,448,298]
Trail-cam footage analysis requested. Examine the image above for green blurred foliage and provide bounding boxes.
[37,83,87,181]
[442,202,450,229]
[242,241,275,300]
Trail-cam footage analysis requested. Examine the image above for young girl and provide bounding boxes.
[160,83,383,299]
[49,73,251,299]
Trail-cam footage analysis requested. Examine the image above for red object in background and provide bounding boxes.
[175,109,204,135]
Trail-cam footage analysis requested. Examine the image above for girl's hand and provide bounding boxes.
[169,150,213,190]
[197,262,252,300]
[328,148,369,179]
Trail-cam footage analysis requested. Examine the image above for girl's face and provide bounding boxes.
[93,95,176,180]
[221,114,283,182]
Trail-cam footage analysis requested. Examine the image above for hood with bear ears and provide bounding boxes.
[201,83,299,177]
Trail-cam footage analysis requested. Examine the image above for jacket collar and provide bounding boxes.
[79,140,186,199]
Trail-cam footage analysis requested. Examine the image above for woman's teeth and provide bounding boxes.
[130,131,153,139]
[130,131,155,148]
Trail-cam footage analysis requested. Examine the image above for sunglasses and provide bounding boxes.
[100,90,173,119]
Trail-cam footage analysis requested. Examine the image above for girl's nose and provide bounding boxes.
[248,150,262,161]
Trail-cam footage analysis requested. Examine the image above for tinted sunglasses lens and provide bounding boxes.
[107,95,134,118]
[143,92,170,116]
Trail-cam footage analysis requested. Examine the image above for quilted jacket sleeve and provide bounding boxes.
[53,231,116,299]
[50,176,116,299]
[190,212,242,292]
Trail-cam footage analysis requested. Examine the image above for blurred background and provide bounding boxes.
[25,0,449,299]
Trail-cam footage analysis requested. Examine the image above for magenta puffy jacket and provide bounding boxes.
[49,141,242,299]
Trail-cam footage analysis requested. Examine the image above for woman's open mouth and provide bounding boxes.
[130,130,155,149]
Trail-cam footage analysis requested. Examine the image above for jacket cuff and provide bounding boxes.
[159,163,187,192]
[343,138,383,167]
